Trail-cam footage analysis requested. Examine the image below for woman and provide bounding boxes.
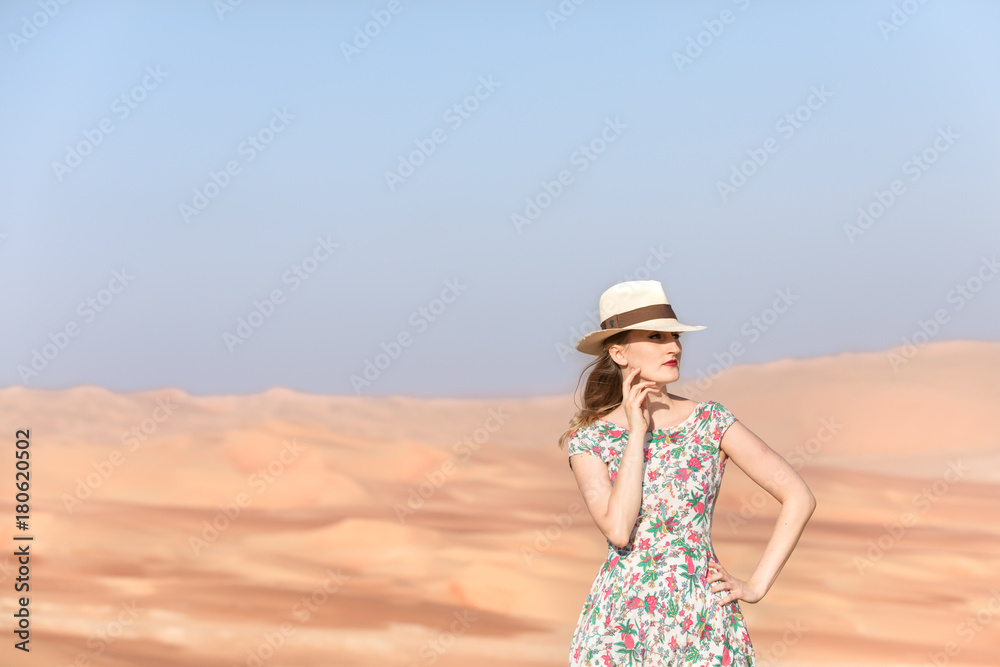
[560,280,816,666]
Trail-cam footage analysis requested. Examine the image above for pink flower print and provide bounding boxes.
[608,429,623,438]
[687,456,702,470]
[626,596,643,610]
[685,554,696,576]
[644,595,657,614]
[693,501,705,515]
[647,469,660,483]
[687,530,701,544]
[673,468,692,482]
[622,632,634,650]
[610,469,618,483]
[636,537,651,550]
[602,651,613,666]
[681,615,693,632]
[668,636,680,651]
[721,645,732,666]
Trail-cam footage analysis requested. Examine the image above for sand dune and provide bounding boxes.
[1,339,998,665]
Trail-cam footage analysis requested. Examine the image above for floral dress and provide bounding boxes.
[566,401,754,666]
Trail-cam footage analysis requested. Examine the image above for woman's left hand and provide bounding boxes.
[707,560,765,605]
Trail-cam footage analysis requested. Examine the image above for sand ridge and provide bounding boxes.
[1,339,998,665]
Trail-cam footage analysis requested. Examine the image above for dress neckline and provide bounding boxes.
[597,401,708,434]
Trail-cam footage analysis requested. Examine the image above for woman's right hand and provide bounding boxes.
[622,366,659,434]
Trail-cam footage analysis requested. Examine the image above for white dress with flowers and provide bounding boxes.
[566,401,754,666]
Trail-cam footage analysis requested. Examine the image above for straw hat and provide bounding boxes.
[575,280,706,356]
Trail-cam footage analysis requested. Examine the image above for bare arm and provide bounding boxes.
[570,431,647,548]
[569,367,658,548]
[708,420,817,604]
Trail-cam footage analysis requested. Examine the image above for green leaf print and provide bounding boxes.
[695,609,711,640]
[613,619,643,665]
[665,594,679,619]
[638,551,664,585]
[646,511,679,539]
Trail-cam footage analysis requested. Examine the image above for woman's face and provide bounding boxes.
[609,329,683,384]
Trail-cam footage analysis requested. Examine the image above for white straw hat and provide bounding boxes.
[575,280,706,356]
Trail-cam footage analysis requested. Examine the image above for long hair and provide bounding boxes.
[557,329,635,449]
[558,329,684,448]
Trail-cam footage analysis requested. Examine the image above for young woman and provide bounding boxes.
[560,280,816,666]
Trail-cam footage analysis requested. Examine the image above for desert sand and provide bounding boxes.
[1,339,998,666]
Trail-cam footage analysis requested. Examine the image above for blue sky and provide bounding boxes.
[1,0,998,398]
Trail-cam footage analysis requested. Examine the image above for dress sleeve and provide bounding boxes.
[566,425,604,469]
[713,402,738,438]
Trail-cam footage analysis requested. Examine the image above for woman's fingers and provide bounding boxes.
[707,562,729,585]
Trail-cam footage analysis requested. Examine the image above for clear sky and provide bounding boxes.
[1,0,998,398]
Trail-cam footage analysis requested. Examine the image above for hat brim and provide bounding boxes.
[575,319,706,356]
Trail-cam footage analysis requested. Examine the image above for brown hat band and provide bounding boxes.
[600,303,677,330]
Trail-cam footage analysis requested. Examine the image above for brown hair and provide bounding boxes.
[557,329,634,449]
[558,328,684,448]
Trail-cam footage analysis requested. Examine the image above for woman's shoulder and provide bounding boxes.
[566,419,613,459]
[568,418,610,441]
[697,399,739,428]
[667,396,729,417]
